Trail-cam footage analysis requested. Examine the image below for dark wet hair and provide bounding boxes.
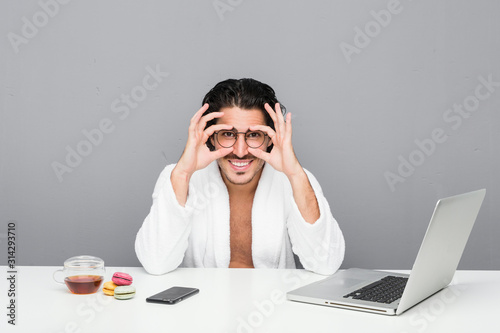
[202,78,286,152]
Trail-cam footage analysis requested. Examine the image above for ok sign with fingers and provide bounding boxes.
[249,103,320,224]
[248,103,303,179]
[171,103,234,206]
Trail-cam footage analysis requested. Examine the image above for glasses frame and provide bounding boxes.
[214,129,268,149]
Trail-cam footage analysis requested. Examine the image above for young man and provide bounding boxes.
[135,78,344,275]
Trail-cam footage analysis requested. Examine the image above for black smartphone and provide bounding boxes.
[146,286,199,304]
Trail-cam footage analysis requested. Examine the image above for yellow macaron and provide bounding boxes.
[103,281,118,296]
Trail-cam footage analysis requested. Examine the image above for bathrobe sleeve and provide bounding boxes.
[286,169,345,275]
[135,164,195,275]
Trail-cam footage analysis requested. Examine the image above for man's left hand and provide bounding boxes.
[248,103,303,179]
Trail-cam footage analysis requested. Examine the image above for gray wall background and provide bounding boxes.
[1,0,498,270]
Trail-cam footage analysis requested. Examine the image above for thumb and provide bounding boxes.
[248,148,269,162]
[211,147,234,160]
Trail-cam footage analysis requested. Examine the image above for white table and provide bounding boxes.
[1,266,498,332]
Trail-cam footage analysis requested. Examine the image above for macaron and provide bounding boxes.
[112,272,133,286]
[114,285,136,300]
[102,281,118,296]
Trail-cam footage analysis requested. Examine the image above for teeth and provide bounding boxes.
[230,161,250,167]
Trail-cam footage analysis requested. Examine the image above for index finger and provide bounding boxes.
[190,103,210,125]
[203,123,234,139]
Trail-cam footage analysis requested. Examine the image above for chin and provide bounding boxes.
[218,160,264,186]
[223,172,255,186]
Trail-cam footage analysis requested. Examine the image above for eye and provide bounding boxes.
[220,131,236,138]
[247,131,263,139]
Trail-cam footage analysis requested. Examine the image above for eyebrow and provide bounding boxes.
[227,128,258,133]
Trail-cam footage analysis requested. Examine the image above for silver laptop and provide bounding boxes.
[287,189,486,315]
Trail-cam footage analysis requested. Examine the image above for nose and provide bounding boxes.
[232,133,248,158]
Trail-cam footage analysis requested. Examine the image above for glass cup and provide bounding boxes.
[53,255,105,294]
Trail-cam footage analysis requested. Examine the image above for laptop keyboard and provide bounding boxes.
[343,276,408,304]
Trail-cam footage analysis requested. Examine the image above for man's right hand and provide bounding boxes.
[171,103,233,206]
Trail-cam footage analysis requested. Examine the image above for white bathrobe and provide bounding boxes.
[135,161,345,275]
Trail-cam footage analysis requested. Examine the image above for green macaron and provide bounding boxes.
[114,285,136,300]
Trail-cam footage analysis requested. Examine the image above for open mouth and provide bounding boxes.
[228,159,253,171]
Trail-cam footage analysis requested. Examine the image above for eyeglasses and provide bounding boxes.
[214,130,268,148]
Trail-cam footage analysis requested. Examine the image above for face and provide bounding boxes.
[212,106,271,187]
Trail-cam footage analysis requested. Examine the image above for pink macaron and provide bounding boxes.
[112,272,133,286]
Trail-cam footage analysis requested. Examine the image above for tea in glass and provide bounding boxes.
[64,275,103,294]
[53,255,105,294]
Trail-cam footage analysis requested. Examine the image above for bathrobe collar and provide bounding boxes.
[207,161,284,268]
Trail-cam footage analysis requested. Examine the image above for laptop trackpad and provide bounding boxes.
[320,277,366,289]
[316,268,387,293]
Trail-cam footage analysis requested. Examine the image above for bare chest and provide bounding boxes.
[228,195,254,268]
